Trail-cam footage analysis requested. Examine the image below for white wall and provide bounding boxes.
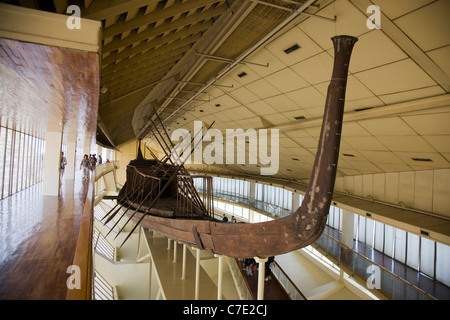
[335,169,450,218]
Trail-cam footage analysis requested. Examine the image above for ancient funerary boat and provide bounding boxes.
[102,35,358,259]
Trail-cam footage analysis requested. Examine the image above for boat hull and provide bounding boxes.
[127,210,313,258]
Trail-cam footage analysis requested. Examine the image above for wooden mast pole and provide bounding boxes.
[294,35,358,246]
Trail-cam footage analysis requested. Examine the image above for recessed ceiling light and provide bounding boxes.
[411,158,433,162]
[284,44,300,54]
[355,107,373,112]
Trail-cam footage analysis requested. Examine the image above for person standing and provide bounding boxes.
[60,152,67,174]
[80,154,92,181]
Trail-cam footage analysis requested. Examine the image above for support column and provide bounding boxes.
[194,247,201,300]
[43,130,63,196]
[181,244,187,280]
[249,181,256,200]
[214,254,225,300]
[64,138,76,180]
[292,192,301,212]
[173,241,177,263]
[341,210,355,248]
[254,257,268,300]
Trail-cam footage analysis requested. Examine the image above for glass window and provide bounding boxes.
[394,229,407,264]
[242,208,249,221]
[12,130,20,193]
[234,206,242,217]
[17,133,24,193]
[0,127,5,199]
[358,216,366,243]
[406,233,420,271]
[420,237,435,278]
[374,221,384,252]
[366,218,375,247]
[384,225,395,258]
[436,242,450,287]
[3,128,12,198]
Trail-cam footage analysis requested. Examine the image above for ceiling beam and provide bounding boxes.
[82,0,151,20]
[101,21,209,67]
[104,68,173,97]
[268,94,450,133]
[97,115,116,147]
[102,4,226,54]
[103,0,220,39]
[349,0,450,93]
[101,37,198,77]
[152,0,317,131]
[53,0,68,13]
[102,51,184,85]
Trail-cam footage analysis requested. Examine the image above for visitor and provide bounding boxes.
[80,154,92,181]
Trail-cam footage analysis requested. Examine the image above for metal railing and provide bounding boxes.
[271,262,307,300]
[93,227,115,262]
[227,257,255,300]
[93,271,116,300]
[312,233,436,300]
[200,186,437,300]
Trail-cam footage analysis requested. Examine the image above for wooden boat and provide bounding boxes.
[102,35,358,259]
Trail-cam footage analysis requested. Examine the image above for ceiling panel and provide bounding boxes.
[343,136,389,151]
[349,29,408,73]
[377,136,436,152]
[246,78,282,99]
[358,117,417,136]
[290,51,333,85]
[299,0,369,50]
[246,100,278,116]
[372,0,434,20]
[422,135,450,153]
[285,86,325,109]
[354,58,437,96]
[265,67,310,93]
[426,45,450,79]
[378,86,445,105]
[401,112,450,135]
[265,26,322,67]
[393,0,450,52]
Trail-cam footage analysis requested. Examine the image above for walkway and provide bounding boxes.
[0,174,94,299]
[214,191,450,300]
[237,259,290,300]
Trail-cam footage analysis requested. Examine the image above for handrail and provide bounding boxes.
[227,257,255,300]
[315,232,436,300]
[127,165,162,180]
[197,187,291,219]
[93,271,116,300]
[232,258,256,300]
[272,261,307,300]
[66,172,95,300]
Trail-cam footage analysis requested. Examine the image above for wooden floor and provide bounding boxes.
[0,174,93,300]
